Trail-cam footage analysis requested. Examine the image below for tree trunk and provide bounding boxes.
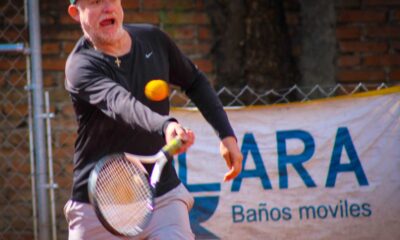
[205,0,297,91]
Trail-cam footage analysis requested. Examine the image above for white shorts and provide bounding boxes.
[64,183,195,240]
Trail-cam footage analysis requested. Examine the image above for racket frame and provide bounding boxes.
[88,153,154,236]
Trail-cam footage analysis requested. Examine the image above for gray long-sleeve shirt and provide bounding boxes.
[65,24,234,203]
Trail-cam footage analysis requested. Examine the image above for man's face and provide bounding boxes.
[75,0,124,45]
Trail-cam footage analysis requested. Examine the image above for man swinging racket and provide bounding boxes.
[63,0,243,239]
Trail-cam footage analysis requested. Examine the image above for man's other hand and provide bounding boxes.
[220,136,243,181]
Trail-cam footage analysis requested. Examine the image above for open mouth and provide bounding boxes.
[100,18,116,27]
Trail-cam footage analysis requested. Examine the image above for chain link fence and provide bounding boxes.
[170,83,391,107]
[0,0,34,239]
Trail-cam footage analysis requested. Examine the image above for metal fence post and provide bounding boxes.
[27,0,51,239]
[44,91,58,240]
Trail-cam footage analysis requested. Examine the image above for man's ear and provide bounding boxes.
[68,5,80,22]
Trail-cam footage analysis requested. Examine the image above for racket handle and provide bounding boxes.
[150,156,167,187]
[161,138,183,158]
[151,138,182,187]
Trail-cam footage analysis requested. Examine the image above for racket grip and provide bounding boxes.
[161,138,183,158]
[150,157,167,187]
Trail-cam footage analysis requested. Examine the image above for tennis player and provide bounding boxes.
[64,0,243,239]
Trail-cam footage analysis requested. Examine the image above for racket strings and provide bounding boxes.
[95,154,153,235]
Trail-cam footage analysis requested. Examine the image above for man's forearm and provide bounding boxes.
[185,71,235,139]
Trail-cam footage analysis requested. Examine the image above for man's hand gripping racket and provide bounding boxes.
[88,138,184,237]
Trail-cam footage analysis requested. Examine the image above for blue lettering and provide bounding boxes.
[277,130,316,188]
[361,203,372,217]
[317,205,328,219]
[231,133,272,192]
[232,205,245,223]
[270,208,281,221]
[326,127,368,187]
[246,208,257,222]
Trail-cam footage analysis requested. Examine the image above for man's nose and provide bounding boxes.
[102,0,115,13]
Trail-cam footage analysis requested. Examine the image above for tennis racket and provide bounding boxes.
[88,138,183,236]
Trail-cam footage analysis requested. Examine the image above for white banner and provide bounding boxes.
[171,88,400,240]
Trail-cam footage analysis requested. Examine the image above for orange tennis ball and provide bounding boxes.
[144,79,169,101]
